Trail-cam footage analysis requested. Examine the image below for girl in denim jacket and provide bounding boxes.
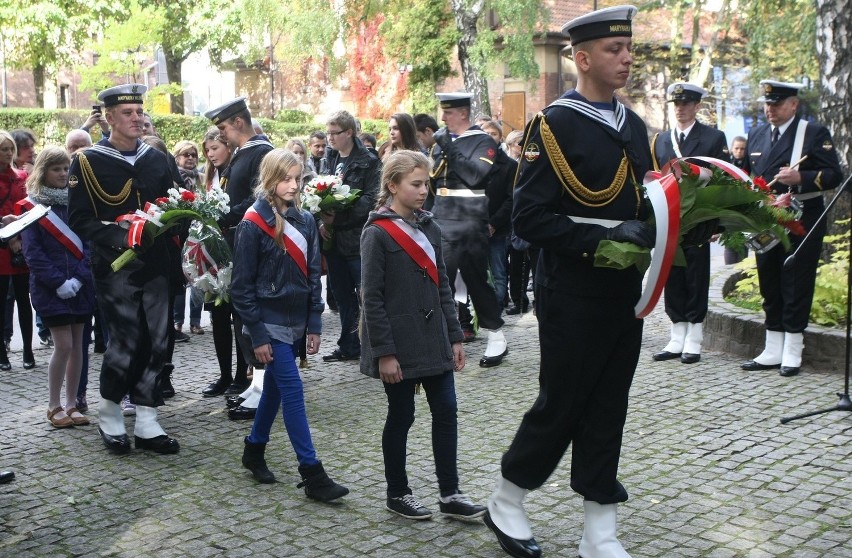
[230,148,348,502]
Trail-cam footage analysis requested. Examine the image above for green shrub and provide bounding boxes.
[275,109,313,123]
[726,219,849,327]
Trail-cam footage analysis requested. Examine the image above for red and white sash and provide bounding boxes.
[373,218,439,286]
[15,198,85,260]
[243,207,308,277]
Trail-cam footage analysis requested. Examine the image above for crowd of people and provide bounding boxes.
[0,3,844,557]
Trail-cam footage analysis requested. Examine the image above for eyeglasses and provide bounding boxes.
[181,152,198,158]
[326,130,348,137]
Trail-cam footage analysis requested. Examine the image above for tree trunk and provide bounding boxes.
[815,0,850,238]
[164,51,185,115]
[33,64,45,108]
[690,0,730,87]
[450,0,490,117]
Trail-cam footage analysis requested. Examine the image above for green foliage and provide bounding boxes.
[741,0,817,84]
[358,119,387,139]
[472,0,549,83]
[0,108,317,155]
[726,221,849,327]
[275,109,313,123]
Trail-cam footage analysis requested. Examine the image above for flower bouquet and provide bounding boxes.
[594,158,804,273]
[592,157,805,318]
[111,184,231,272]
[300,175,361,214]
[182,220,233,305]
[300,174,362,249]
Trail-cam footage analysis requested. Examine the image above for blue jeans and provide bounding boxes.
[325,251,361,355]
[489,233,509,307]
[248,342,318,467]
[382,371,459,498]
[173,286,203,328]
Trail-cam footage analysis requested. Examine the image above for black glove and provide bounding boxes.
[432,128,453,152]
[682,218,719,247]
[606,220,656,249]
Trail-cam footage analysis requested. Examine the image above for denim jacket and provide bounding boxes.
[231,198,324,348]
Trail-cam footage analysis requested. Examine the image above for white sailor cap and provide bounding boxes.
[667,82,706,102]
[204,97,250,124]
[757,80,804,104]
[98,84,147,107]
[562,5,637,45]
[436,92,473,109]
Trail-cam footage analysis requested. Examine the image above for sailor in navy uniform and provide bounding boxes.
[68,84,179,455]
[203,98,275,402]
[740,80,841,377]
[483,6,654,558]
[430,92,508,368]
[651,83,729,364]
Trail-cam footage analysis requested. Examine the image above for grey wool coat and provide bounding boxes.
[359,207,464,380]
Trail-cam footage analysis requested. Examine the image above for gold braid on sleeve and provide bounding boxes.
[77,153,133,206]
[539,114,628,207]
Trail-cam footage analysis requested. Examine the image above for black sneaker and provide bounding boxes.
[174,331,190,343]
[322,349,360,362]
[438,493,487,521]
[386,494,434,520]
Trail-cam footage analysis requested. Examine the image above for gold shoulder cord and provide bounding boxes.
[650,133,661,172]
[427,145,441,196]
[539,114,628,207]
[514,114,542,187]
[77,153,134,206]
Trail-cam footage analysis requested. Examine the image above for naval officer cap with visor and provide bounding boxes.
[757,80,804,104]
[667,82,707,103]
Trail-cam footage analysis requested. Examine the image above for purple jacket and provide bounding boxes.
[21,203,95,318]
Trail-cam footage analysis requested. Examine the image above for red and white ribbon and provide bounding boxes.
[634,173,681,318]
[16,198,84,260]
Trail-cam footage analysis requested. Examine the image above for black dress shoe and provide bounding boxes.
[135,435,180,454]
[0,471,14,484]
[652,350,682,361]
[225,395,245,409]
[23,360,35,370]
[779,366,800,377]
[0,360,10,371]
[224,382,250,396]
[484,511,541,558]
[680,353,701,364]
[322,349,360,362]
[228,405,257,421]
[741,360,781,371]
[480,348,509,368]
[99,427,131,455]
[202,379,230,397]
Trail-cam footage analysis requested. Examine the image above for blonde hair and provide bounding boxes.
[172,139,199,158]
[480,120,503,142]
[505,130,523,147]
[255,148,303,249]
[202,126,231,188]
[0,131,17,167]
[376,150,432,209]
[25,147,70,195]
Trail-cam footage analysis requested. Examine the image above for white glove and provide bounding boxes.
[56,279,78,300]
[69,277,83,294]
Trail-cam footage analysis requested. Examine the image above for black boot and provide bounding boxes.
[161,364,175,398]
[297,461,349,502]
[242,438,275,484]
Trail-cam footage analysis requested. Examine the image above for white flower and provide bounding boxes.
[334,184,351,196]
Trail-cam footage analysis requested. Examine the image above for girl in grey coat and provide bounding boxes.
[360,150,486,522]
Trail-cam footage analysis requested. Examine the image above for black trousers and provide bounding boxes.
[501,286,642,504]
[96,271,169,408]
[756,204,825,333]
[209,301,249,384]
[439,219,503,331]
[663,243,711,323]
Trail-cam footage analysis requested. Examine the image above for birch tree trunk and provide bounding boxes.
[450,0,491,117]
[815,0,850,236]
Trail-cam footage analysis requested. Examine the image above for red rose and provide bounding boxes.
[181,190,196,202]
[782,219,806,237]
[753,176,769,192]
[156,197,169,205]
[316,183,328,192]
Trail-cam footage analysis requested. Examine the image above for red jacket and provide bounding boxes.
[0,166,28,275]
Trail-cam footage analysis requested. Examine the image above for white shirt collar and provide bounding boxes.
[676,121,696,138]
[774,116,795,137]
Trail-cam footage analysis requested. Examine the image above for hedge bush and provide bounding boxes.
[0,108,330,157]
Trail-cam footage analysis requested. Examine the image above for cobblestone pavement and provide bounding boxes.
[1,275,850,557]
